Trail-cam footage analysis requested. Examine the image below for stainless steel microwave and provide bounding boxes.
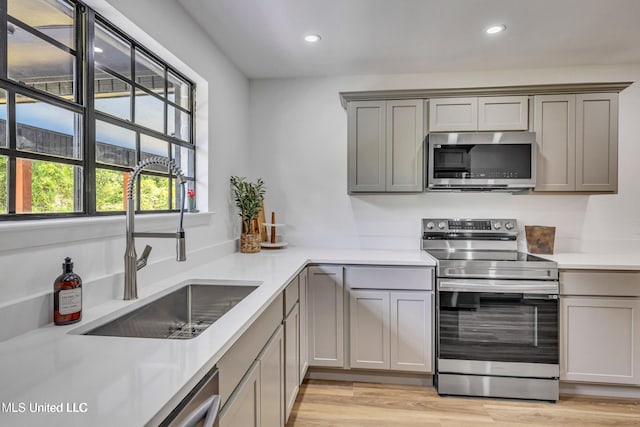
[426,132,537,191]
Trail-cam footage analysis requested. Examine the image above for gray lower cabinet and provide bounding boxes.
[349,290,432,372]
[390,291,433,372]
[350,290,390,369]
[284,303,299,422]
[561,296,640,385]
[560,270,640,385]
[534,93,618,192]
[260,326,285,427]
[308,265,345,367]
[298,269,309,382]
[220,326,285,427]
[347,99,424,193]
[219,360,261,427]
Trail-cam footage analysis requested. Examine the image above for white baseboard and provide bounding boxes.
[560,382,640,399]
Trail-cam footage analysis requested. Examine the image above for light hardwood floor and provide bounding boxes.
[287,380,640,426]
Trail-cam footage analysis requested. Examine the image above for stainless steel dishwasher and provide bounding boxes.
[159,367,220,427]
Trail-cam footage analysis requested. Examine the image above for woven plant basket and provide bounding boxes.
[240,233,261,253]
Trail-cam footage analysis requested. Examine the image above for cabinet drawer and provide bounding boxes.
[560,270,640,297]
[284,276,299,315]
[345,266,432,290]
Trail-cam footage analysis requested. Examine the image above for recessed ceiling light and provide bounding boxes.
[485,24,507,34]
[304,34,321,43]
[93,46,104,53]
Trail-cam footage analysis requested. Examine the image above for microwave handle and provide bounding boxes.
[176,395,220,427]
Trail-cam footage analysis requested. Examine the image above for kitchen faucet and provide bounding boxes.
[124,157,187,300]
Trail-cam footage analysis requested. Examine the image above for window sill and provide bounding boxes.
[0,212,215,252]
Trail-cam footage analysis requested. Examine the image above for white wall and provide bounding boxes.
[0,0,251,338]
[249,65,640,252]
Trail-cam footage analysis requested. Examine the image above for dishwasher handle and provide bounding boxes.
[176,395,220,427]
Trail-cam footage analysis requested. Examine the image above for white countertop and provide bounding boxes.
[544,252,640,271]
[0,247,435,427]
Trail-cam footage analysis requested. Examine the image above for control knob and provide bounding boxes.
[505,222,514,230]
[426,222,435,230]
[438,221,447,230]
[493,222,502,230]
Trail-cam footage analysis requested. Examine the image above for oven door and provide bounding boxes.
[437,279,558,378]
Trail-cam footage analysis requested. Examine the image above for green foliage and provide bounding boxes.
[230,176,265,233]
[140,175,169,210]
[96,168,125,212]
[0,160,173,214]
[31,161,75,213]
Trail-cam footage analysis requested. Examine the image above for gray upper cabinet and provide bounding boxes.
[576,93,618,192]
[429,96,528,132]
[348,100,424,193]
[348,101,386,192]
[478,96,529,131]
[534,94,576,191]
[428,97,478,131]
[534,93,618,192]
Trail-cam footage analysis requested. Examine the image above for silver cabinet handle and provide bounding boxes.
[176,395,220,427]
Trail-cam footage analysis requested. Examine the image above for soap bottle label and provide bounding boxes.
[58,288,82,315]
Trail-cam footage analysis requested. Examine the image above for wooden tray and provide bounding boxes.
[525,226,556,254]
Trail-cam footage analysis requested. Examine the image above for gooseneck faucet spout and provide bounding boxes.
[124,157,187,300]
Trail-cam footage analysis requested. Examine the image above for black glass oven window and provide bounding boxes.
[438,291,558,364]
[433,144,531,179]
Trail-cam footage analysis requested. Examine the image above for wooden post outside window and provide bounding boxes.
[15,159,32,213]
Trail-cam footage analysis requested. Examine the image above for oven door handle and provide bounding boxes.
[438,280,558,294]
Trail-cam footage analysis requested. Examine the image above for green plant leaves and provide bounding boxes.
[230,176,265,233]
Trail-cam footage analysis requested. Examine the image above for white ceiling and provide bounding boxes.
[178,0,640,79]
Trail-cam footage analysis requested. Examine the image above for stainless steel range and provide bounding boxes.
[422,218,559,401]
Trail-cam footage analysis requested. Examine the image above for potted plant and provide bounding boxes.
[230,176,265,253]
[187,188,196,212]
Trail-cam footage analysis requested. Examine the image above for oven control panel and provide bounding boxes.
[422,218,518,233]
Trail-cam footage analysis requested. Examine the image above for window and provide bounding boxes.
[0,0,195,219]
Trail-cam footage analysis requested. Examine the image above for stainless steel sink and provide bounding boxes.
[84,284,258,339]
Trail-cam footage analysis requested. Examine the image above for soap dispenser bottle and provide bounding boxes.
[53,257,82,325]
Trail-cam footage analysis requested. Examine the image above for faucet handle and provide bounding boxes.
[177,233,186,262]
[136,245,152,271]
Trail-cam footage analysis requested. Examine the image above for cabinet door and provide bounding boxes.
[428,97,478,132]
[220,360,261,427]
[390,291,433,373]
[348,101,386,192]
[259,326,284,427]
[349,290,390,370]
[534,95,576,191]
[575,93,618,192]
[478,96,529,131]
[385,100,424,192]
[284,304,299,422]
[299,269,309,382]
[308,266,344,367]
[561,296,640,384]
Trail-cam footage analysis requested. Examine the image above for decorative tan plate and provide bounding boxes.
[260,242,288,249]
